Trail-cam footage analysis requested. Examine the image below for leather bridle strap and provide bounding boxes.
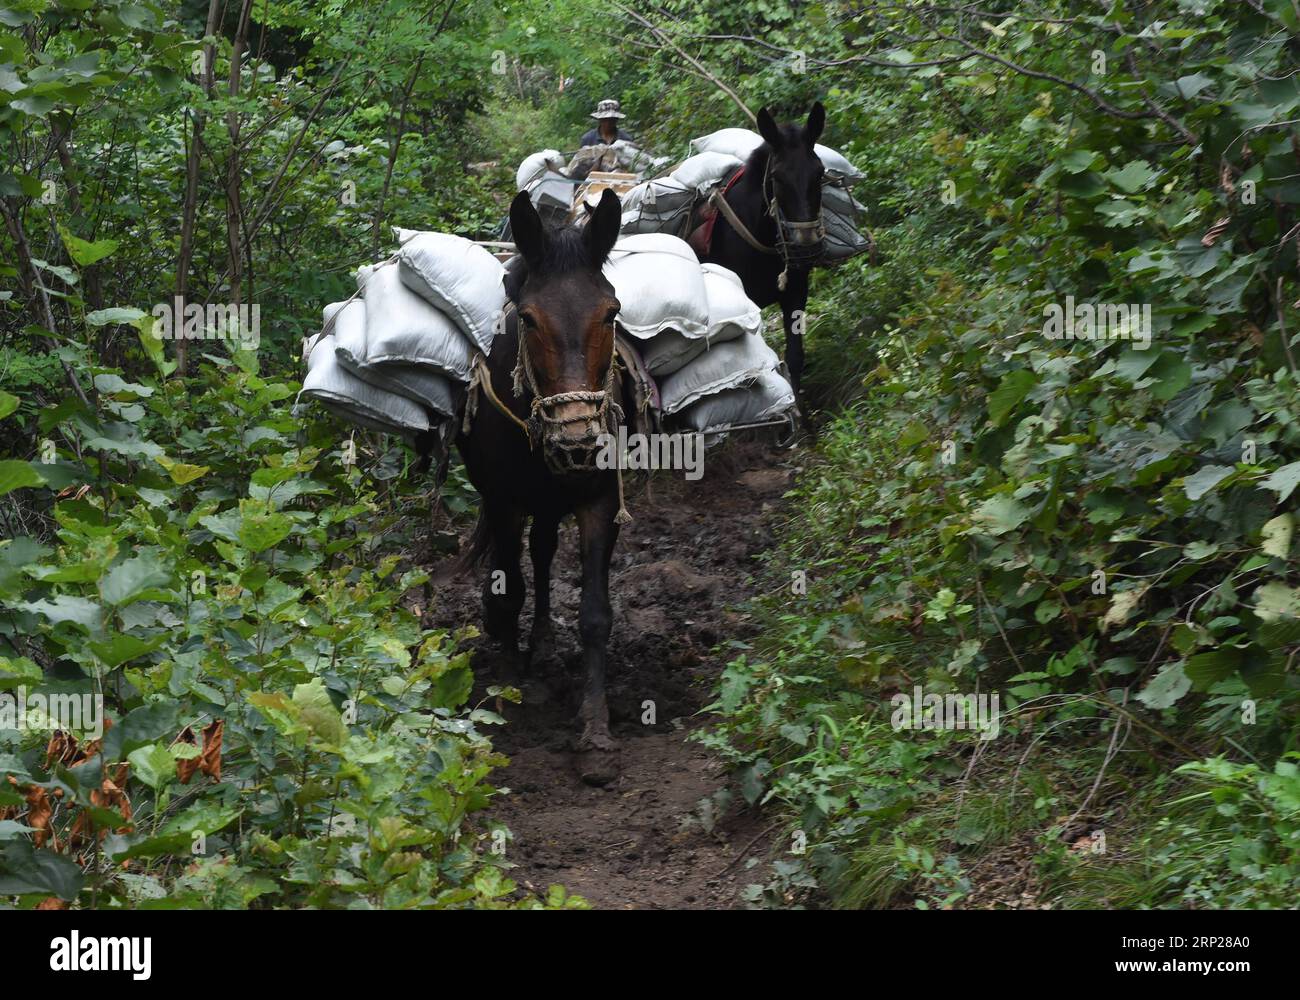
[707,186,780,256]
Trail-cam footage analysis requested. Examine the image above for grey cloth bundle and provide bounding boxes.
[657,330,781,415]
[619,151,743,238]
[299,327,431,436]
[673,367,796,437]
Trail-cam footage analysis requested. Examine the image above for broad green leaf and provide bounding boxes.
[1185,649,1243,691]
[101,552,172,606]
[1135,661,1191,709]
[987,369,1036,427]
[292,678,346,745]
[0,460,45,496]
[1261,513,1293,558]
[1262,461,1300,503]
[239,510,292,552]
[1183,464,1233,501]
[0,843,84,900]
[970,495,1030,536]
[1105,160,1158,194]
[58,224,118,266]
[1254,582,1300,624]
[127,743,176,791]
[12,595,100,629]
[86,306,145,326]
[157,455,209,485]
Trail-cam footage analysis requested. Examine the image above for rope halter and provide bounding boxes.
[509,305,625,476]
[762,157,826,281]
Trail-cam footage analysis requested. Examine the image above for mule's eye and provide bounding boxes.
[519,311,537,330]
[604,307,619,325]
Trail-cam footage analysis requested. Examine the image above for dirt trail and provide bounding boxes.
[425,441,796,909]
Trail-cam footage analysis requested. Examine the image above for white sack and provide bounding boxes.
[701,264,760,344]
[355,361,459,419]
[395,230,506,354]
[637,328,710,376]
[673,367,796,433]
[690,127,865,184]
[353,262,478,382]
[517,149,566,191]
[657,331,781,414]
[320,296,457,417]
[604,234,709,340]
[300,332,429,436]
[672,151,743,192]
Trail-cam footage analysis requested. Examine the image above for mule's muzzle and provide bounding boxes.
[777,213,826,266]
[530,391,617,475]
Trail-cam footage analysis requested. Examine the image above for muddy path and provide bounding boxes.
[423,440,797,909]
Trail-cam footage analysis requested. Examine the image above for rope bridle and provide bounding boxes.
[707,156,826,290]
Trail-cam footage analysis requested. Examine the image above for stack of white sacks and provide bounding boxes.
[604,234,794,436]
[300,230,505,436]
[620,127,871,261]
[299,230,796,441]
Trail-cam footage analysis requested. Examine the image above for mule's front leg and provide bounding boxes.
[482,505,526,664]
[780,269,810,399]
[528,513,562,669]
[574,499,620,767]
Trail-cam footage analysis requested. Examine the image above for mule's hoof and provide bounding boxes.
[574,728,620,786]
[528,634,564,673]
[574,748,621,787]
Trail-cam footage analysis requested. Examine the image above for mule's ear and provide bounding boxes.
[584,187,621,266]
[803,101,826,147]
[510,190,546,268]
[756,107,783,149]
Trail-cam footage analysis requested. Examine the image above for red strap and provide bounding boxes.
[688,165,745,258]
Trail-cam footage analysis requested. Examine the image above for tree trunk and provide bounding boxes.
[175,0,221,377]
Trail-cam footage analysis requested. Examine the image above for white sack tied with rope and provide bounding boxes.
[689,127,865,184]
[300,228,508,436]
[349,261,477,383]
[326,298,460,420]
[516,149,567,191]
[656,329,782,415]
[619,151,742,237]
[602,234,710,340]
